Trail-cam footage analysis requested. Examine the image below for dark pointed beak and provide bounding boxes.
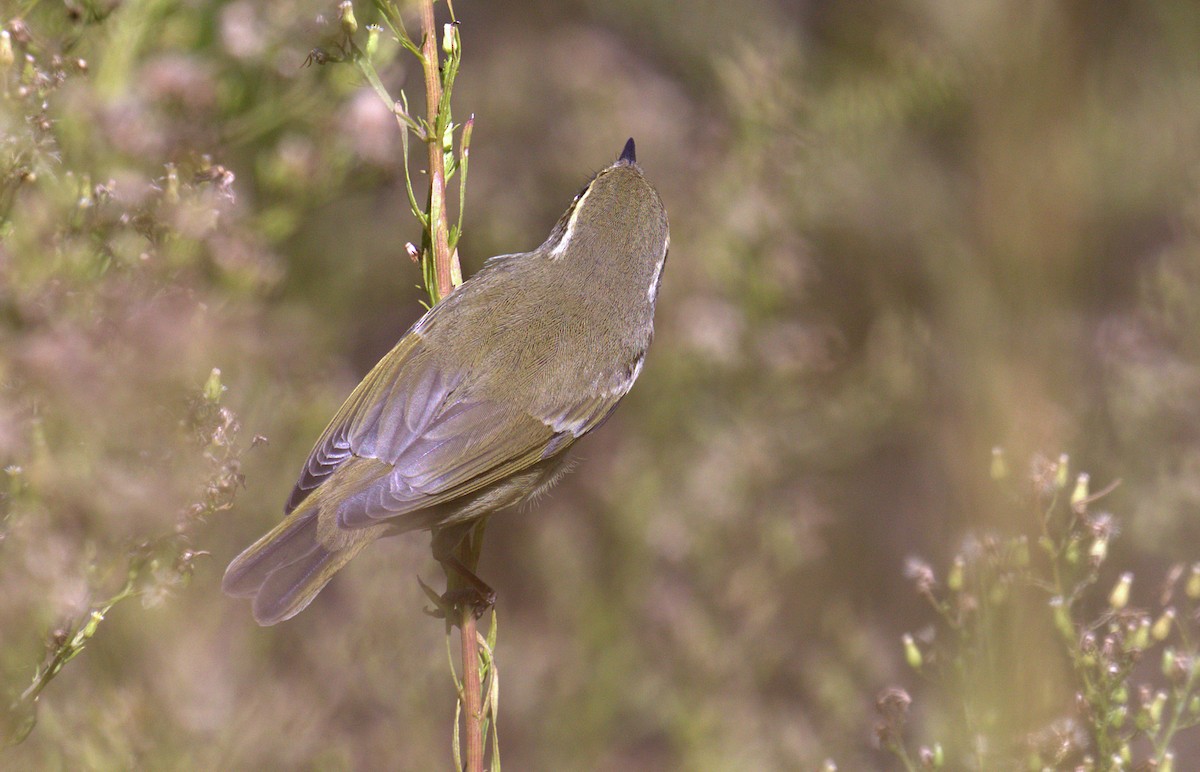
[619,137,636,164]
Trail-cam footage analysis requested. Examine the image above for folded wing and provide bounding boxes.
[283,332,628,531]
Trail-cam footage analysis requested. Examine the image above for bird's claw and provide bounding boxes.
[417,575,495,620]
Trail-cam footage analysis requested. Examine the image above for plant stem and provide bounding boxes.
[418,0,456,302]
[411,4,482,767]
[459,592,485,772]
[1156,659,1200,764]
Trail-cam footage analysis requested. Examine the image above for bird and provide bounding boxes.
[223,138,670,625]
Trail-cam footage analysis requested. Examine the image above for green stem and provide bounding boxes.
[1155,659,1200,763]
[352,54,425,138]
[450,115,473,251]
[417,0,457,302]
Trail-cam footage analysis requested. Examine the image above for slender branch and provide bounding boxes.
[351,4,484,764]
[458,591,485,772]
[1156,659,1200,764]
[440,520,491,772]
[418,0,456,302]
[355,55,423,137]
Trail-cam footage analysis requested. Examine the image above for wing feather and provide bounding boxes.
[286,327,633,532]
[285,334,429,512]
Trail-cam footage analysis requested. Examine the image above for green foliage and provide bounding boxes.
[0,0,302,761]
[882,453,1200,769]
[4,369,253,746]
[317,0,472,305]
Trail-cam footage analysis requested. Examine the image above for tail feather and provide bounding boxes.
[223,507,321,598]
[251,545,346,626]
[222,507,375,625]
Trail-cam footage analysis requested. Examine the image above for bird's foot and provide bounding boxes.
[418,575,495,620]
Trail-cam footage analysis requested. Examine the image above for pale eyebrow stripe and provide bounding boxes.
[550,183,594,259]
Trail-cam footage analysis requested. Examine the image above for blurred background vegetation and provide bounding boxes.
[3,0,1200,768]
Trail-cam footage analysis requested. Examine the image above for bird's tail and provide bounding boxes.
[222,506,378,626]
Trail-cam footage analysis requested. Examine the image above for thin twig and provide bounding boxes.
[459,592,485,772]
[414,5,480,763]
[418,0,456,302]
[358,3,482,763]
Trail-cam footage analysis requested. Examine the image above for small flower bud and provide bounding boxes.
[1064,537,1081,566]
[0,30,13,69]
[164,163,180,204]
[1089,533,1108,565]
[77,173,93,209]
[81,609,105,638]
[1055,453,1070,489]
[9,18,30,45]
[1135,702,1154,732]
[947,555,964,592]
[1152,608,1175,642]
[204,368,224,403]
[902,633,922,670]
[1149,690,1168,724]
[1162,647,1175,678]
[1109,572,1132,610]
[1162,751,1174,772]
[1071,472,1089,510]
[461,115,475,167]
[919,743,944,768]
[1051,597,1074,640]
[1186,564,1200,600]
[450,247,463,287]
[405,242,420,263]
[1127,618,1151,652]
[365,24,381,58]
[442,22,458,56]
[990,446,1007,480]
[339,1,358,36]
